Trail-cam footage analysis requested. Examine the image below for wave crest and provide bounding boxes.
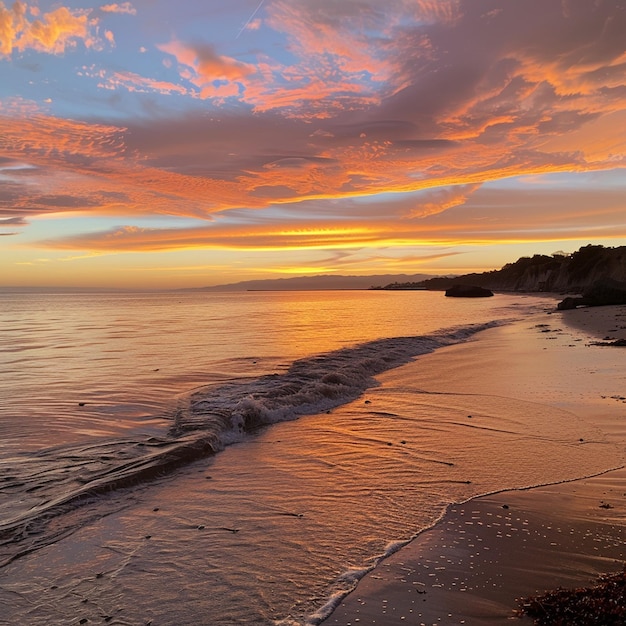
[0,321,503,567]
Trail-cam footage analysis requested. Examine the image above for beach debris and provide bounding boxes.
[599,502,614,509]
[516,569,626,625]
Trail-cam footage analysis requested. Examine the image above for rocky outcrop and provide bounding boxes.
[445,285,494,298]
[557,297,583,310]
[557,278,626,309]
[584,277,626,304]
[382,245,626,295]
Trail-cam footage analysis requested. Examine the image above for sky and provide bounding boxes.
[1,0,625,289]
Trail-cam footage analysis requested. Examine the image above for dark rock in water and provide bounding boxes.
[558,278,626,309]
[445,284,494,298]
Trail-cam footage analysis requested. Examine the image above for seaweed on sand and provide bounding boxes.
[516,568,626,625]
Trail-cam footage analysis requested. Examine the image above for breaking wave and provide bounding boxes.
[0,321,503,567]
[174,322,503,437]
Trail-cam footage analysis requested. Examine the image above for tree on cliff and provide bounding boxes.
[375,245,626,294]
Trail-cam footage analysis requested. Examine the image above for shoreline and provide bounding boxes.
[324,468,625,625]
[324,304,626,625]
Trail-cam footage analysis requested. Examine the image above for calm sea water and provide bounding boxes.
[0,290,620,625]
[0,289,530,452]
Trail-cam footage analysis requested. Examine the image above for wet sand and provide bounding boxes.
[325,303,626,625]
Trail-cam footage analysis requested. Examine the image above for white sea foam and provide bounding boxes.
[176,322,504,442]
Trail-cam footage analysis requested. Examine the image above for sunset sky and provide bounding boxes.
[1,0,625,288]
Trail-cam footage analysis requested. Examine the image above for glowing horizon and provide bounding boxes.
[1,0,625,288]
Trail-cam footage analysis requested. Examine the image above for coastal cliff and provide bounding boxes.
[379,245,626,295]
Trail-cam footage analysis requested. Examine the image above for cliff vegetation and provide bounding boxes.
[374,245,626,295]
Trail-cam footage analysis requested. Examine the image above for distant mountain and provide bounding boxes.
[380,245,626,294]
[187,273,433,292]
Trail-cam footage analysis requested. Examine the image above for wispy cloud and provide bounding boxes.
[100,2,136,15]
[34,180,626,254]
[236,0,265,38]
[406,184,482,218]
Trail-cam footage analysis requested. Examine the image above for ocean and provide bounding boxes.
[0,289,621,625]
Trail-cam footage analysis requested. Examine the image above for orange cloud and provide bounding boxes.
[33,179,626,254]
[244,18,261,32]
[4,95,620,234]
[148,2,397,115]
[0,108,234,220]
[99,70,190,96]
[193,42,254,82]
[411,0,461,25]
[0,1,96,57]
[3,1,626,265]
[406,184,481,218]
[266,1,393,81]
[242,65,380,116]
[158,39,255,95]
[35,218,626,254]
[100,2,136,15]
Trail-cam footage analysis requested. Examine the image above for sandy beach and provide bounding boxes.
[325,302,626,625]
